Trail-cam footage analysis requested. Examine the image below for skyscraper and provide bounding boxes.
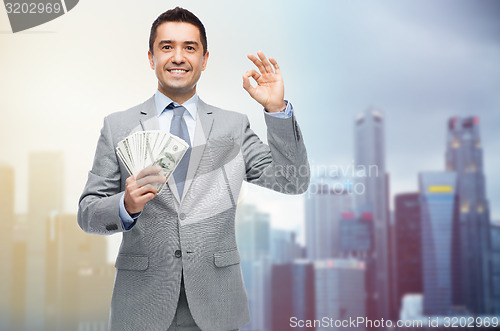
[305,175,354,260]
[314,259,366,331]
[354,107,390,319]
[236,204,270,261]
[419,171,460,315]
[270,229,302,264]
[0,164,14,331]
[339,211,373,256]
[45,213,114,331]
[490,223,500,314]
[236,204,271,331]
[394,193,422,314]
[445,116,492,314]
[11,214,28,331]
[271,261,315,331]
[26,151,64,330]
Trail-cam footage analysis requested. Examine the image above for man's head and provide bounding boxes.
[148,7,209,103]
[149,7,207,56]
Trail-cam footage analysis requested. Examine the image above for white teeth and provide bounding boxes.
[170,69,187,73]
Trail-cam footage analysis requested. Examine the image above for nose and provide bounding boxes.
[171,48,185,64]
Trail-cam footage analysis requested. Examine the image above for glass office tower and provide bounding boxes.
[445,116,492,314]
[354,107,390,320]
[419,171,460,315]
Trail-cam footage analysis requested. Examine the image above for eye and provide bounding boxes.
[186,46,195,51]
[162,45,172,50]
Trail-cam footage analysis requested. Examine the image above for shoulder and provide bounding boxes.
[198,98,247,123]
[105,96,154,124]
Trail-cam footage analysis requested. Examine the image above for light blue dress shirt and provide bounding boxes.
[119,90,293,230]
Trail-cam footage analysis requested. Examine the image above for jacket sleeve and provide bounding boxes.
[77,116,128,235]
[241,109,310,194]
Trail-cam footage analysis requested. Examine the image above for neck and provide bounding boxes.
[158,85,196,105]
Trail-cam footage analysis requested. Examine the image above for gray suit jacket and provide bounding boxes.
[77,95,310,331]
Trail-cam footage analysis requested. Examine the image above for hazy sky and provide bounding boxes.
[1,0,499,249]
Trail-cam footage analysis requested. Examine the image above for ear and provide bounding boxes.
[202,50,209,71]
[148,50,155,70]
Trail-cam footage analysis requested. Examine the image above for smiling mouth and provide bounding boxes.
[168,69,189,73]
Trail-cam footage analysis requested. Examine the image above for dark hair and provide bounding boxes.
[149,7,207,55]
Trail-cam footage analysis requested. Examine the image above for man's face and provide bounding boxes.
[148,22,209,101]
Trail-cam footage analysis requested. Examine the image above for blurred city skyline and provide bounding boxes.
[0,0,499,231]
[1,1,499,330]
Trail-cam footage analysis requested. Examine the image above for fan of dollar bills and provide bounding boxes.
[116,130,190,192]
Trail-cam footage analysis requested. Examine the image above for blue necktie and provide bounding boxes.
[167,103,191,198]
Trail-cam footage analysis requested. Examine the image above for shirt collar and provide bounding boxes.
[154,90,198,121]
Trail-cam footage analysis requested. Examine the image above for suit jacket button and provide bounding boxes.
[179,213,186,220]
[175,250,182,258]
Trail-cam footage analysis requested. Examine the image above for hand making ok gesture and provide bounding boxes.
[243,51,287,113]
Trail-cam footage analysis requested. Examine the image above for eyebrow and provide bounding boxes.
[158,40,200,47]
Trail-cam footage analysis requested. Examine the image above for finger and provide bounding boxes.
[136,174,166,188]
[136,165,162,180]
[134,191,157,205]
[126,174,136,185]
[247,53,267,74]
[242,73,255,95]
[269,57,281,75]
[133,184,159,198]
[246,69,261,82]
[257,51,273,74]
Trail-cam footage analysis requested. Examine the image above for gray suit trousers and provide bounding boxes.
[167,276,238,331]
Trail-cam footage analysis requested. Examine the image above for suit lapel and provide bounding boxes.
[180,98,214,201]
[139,96,159,131]
[138,95,181,204]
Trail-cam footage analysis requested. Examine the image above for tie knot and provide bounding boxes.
[166,103,186,117]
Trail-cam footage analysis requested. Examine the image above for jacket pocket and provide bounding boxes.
[214,249,241,267]
[115,254,149,271]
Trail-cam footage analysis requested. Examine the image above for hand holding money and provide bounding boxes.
[124,165,166,214]
[116,130,190,215]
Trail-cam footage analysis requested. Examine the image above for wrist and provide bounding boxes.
[265,101,287,113]
[124,200,141,215]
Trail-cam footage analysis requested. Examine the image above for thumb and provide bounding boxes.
[242,73,255,96]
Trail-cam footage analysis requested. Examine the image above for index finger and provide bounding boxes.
[247,53,267,74]
[136,165,162,180]
[257,51,273,73]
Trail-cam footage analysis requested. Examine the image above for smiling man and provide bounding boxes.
[78,7,309,331]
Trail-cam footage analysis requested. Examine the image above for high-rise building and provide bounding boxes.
[339,211,373,256]
[445,116,492,314]
[11,214,28,331]
[26,151,64,330]
[236,204,270,261]
[236,204,271,331]
[490,223,500,314]
[0,164,15,331]
[305,175,354,260]
[394,193,422,314]
[270,229,302,264]
[354,107,390,320]
[271,261,315,331]
[248,257,273,331]
[338,211,375,324]
[314,259,366,331]
[419,172,460,315]
[45,213,114,331]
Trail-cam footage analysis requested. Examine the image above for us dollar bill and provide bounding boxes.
[116,131,189,193]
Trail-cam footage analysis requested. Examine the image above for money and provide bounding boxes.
[116,131,189,192]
